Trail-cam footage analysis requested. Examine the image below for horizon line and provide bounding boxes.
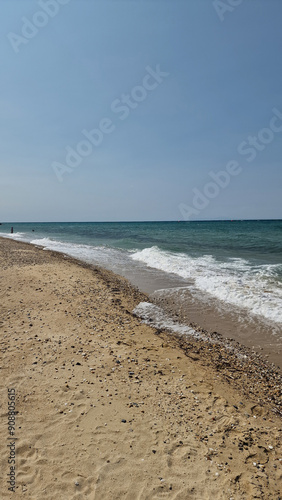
[1,218,282,224]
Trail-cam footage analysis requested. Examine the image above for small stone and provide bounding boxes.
[121,419,127,423]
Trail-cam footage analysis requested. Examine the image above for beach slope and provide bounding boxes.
[0,238,281,499]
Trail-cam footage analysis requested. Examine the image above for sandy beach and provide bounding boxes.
[0,237,281,499]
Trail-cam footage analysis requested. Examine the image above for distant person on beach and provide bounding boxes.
[11,227,13,234]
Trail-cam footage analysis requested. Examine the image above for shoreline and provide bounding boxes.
[149,286,282,371]
[0,237,281,499]
[2,230,281,371]
[2,236,282,383]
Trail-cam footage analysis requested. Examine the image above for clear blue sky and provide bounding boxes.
[1,0,281,222]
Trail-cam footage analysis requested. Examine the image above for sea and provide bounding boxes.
[1,220,282,367]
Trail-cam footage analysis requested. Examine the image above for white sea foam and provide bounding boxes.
[133,301,204,339]
[131,246,282,325]
[29,237,128,268]
[0,232,124,267]
[0,232,28,241]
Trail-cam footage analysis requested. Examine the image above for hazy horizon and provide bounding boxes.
[1,218,282,225]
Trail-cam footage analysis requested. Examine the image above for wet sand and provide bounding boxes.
[96,255,282,370]
[0,237,281,499]
[150,287,282,370]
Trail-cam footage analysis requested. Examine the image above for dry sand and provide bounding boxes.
[0,238,281,499]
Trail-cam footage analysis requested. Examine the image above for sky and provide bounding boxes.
[0,0,282,222]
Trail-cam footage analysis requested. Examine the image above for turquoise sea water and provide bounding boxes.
[1,220,282,328]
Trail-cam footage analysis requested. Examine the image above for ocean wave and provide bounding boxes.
[0,232,28,241]
[29,237,136,275]
[131,246,282,325]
